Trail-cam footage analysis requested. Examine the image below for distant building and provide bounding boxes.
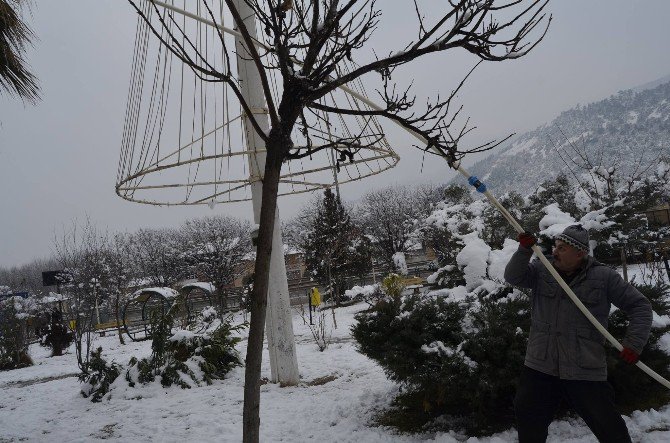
[645,203,670,227]
[223,244,438,305]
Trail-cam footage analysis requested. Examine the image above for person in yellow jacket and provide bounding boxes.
[310,287,321,306]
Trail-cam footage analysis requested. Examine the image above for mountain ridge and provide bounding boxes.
[466,76,670,196]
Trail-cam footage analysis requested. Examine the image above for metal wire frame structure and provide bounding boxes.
[122,288,177,342]
[116,0,399,207]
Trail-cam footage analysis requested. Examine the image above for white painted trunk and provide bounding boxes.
[233,0,299,385]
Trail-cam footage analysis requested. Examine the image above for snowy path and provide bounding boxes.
[1,303,670,442]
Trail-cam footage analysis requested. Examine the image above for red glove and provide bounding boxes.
[619,347,639,364]
[518,232,537,249]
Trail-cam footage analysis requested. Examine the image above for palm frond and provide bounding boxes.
[0,0,40,103]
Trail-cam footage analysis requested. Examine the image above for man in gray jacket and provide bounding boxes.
[504,225,652,443]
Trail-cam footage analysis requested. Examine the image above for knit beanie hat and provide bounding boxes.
[556,224,590,253]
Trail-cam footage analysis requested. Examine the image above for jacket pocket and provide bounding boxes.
[537,275,557,298]
[527,320,550,361]
[576,328,606,369]
[575,280,604,305]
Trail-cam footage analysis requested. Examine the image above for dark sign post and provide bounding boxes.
[307,290,313,326]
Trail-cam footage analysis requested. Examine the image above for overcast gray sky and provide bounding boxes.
[2,0,670,268]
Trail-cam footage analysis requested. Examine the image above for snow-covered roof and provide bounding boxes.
[131,287,179,299]
[283,244,303,255]
[180,282,215,294]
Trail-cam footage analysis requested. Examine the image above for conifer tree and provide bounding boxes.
[302,188,371,305]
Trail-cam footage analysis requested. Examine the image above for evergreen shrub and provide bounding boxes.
[80,300,244,401]
[80,347,122,402]
[606,282,670,413]
[124,306,244,389]
[0,301,33,371]
[353,284,527,435]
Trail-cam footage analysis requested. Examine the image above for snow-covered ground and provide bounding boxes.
[2,274,670,442]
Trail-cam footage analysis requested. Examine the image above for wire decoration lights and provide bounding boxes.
[116,0,399,207]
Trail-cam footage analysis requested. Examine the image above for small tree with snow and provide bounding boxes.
[37,309,73,357]
[480,191,525,249]
[0,293,37,370]
[81,298,244,402]
[392,252,409,276]
[524,173,580,233]
[106,233,136,345]
[53,220,115,376]
[421,192,485,288]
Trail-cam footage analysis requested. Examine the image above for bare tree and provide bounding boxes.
[551,125,663,207]
[107,233,136,345]
[128,1,551,441]
[126,228,186,287]
[546,128,670,259]
[360,184,422,267]
[53,220,112,375]
[180,216,253,302]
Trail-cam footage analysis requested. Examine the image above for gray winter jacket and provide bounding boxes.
[504,246,652,381]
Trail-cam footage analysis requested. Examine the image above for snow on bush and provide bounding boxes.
[79,302,243,402]
[538,202,576,236]
[392,252,408,275]
[455,232,491,290]
[426,265,455,285]
[353,278,529,435]
[344,284,379,299]
[421,340,478,369]
[539,202,615,255]
[488,239,518,282]
[199,305,218,323]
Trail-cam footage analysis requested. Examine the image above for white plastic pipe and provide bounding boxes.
[152,0,300,385]
[232,0,300,386]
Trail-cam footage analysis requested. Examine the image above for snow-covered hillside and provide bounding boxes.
[467,79,670,196]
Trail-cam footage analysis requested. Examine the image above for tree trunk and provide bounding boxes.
[621,247,628,283]
[663,253,670,282]
[115,293,125,345]
[242,147,283,443]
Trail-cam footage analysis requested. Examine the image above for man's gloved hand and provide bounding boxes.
[619,347,640,364]
[518,232,537,249]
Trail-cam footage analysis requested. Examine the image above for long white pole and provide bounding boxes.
[152,1,299,384]
[232,0,299,386]
[150,0,305,385]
